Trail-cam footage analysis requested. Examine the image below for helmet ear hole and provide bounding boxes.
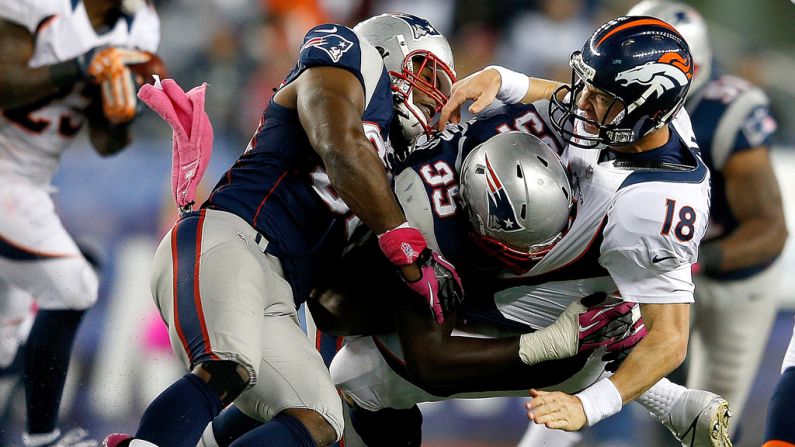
[536,156,549,167]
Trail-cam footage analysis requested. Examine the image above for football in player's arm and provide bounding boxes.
[0,1,161,445]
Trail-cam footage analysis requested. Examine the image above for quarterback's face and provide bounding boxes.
[576,83,622,133]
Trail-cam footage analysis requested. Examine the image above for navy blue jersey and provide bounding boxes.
[204,24,394,303]
[686,73,778,279]
[395,101,564,266]
[393,102,565,328]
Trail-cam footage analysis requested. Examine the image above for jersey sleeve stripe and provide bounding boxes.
[712,87,768,170]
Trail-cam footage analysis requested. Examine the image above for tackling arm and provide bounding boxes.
[393,297,591,396]
[289,66,406,234]
[437,66,564,128]
[525,302,689,431]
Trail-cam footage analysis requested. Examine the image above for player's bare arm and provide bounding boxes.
[393,296,591,395]
[0,18,83,109]
[85,96,132,156]
[704,146,788,271]
[526,303,689,432]
[437,67,563,129]
[277,65,421,280]
[0,18,142,155]
[609,303,689,401]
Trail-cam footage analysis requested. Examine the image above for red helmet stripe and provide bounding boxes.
[595,18,678,48]
[485,155,503,190]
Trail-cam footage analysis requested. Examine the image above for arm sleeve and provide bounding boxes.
[0,0,46,33]
[712,87,776,170]
[130,4,161,53]
[297,24,384,107]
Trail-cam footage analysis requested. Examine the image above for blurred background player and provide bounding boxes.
[764,320,795,446]
[0,0,160,445]
[627,0,788,440]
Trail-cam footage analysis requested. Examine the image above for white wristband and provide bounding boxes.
[487,65,530,104]
[575,378,623,426]
[377,221,411,239]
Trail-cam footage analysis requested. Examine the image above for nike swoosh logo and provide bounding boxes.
[579,321,601,333]
[652,255,676,263]
[316,26,337,33]
[427,282,435,308]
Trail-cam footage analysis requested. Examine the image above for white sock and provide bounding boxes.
[22,430,61,447]
[636,377,687,421]
[197,423,220,447]
[130,440,160,447]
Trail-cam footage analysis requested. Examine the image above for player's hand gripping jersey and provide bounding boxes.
[0,0,159,185]
[203,24,393,302]
[393,100,710,328]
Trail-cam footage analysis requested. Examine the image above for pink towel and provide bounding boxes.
[138,77,213,211]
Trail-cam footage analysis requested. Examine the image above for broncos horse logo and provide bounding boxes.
[302,34,353,63]
[615,52,692,106]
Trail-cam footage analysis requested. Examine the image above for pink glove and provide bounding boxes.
[577,299,640,353]
[378,226,464,324]
[137,77,213,212]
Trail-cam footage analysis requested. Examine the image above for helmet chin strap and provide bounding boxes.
[121,0,146,14]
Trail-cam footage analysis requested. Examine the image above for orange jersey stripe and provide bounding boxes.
[596,18,678,48]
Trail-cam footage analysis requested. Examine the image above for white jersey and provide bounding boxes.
[0,0,159,185]
[394,104,710,330]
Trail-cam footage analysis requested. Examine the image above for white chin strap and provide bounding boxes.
[397,103,425,140]
[122,0,146,14]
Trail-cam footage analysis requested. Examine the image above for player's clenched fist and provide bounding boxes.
[81,48,152,124]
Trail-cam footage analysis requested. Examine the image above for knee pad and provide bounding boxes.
[67,261,99,309]
[200,360,250,406]
[40,260,98,311]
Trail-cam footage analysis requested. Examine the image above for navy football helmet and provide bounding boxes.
[549,16,694,148]
[627,0,712,94]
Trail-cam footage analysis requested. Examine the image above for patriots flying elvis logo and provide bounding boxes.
[485,154,524,232]
[302,33,353,63]
[394,13,440,39]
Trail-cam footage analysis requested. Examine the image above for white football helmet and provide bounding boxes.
[459,132,572,272]
[354,13,456,140]
[627,0,712,94]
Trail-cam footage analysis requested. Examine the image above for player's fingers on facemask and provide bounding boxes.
[469,90,496,115]
[437,102,456,129]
